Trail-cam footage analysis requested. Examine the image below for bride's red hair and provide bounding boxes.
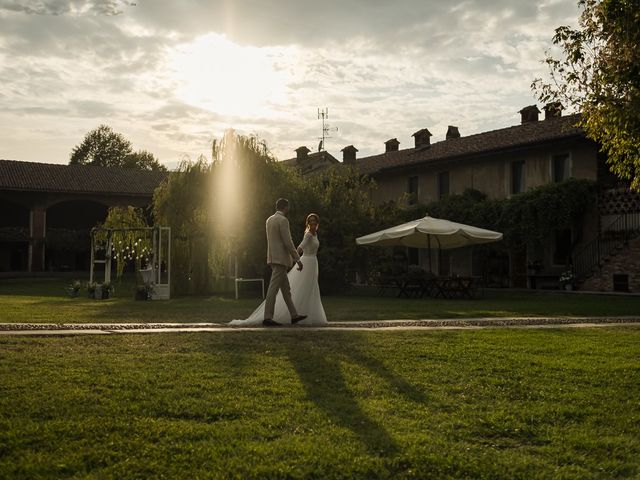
[305,213,320,233]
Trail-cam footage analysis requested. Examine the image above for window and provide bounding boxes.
[553,229,572,265]
[408,248,420,265]
[613,274,629,292]
[438,171,450,198]
[511,161,525,194]
[552,153,571,182]
[407,175,419,206]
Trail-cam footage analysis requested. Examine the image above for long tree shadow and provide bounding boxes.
[340,338,429,405]
[184,329,430,454]
[282,331,429,455]
[286,347,398,454]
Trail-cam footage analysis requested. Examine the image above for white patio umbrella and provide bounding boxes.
[356,215,503,272]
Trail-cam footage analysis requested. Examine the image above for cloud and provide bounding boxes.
[69,99,117,117]
[0,0,582,165]
[0,0,134,16]
[120,0,577,51]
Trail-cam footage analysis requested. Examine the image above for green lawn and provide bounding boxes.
[1,277,640,324]
[1,328,639,479]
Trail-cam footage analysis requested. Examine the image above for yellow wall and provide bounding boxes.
[370,138,598,204]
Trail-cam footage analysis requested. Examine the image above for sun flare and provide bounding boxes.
[168,33,294,118]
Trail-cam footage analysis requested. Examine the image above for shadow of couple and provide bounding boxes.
[278,331,429,455]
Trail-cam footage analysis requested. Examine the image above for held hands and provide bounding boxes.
[296,260,303,271]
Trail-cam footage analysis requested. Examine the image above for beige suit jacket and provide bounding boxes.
[266,211,300,267]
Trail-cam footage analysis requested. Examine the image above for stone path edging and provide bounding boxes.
[1,316,639,336]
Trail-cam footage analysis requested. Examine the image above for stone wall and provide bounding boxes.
[580,236,640,292]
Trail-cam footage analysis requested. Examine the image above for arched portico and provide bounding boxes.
[45,200,109,271]
[0,197,30,271]
[0,159,166,273]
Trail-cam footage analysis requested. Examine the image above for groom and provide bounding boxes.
[263,198,307,327]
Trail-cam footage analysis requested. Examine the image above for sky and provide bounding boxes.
[0,0,580,168]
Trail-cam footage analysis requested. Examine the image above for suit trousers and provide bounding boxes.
[264,264,298,320]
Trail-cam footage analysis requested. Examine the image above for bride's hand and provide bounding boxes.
[296,260,303,271]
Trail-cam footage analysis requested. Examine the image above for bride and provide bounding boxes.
[229,213,328,326]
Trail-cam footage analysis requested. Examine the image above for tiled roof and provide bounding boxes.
[282,151,340,165]
[355,114,585,175]
[281,151,340,176]
[0,160,167,196]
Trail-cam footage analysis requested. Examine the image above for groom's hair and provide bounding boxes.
[276,198,289,210]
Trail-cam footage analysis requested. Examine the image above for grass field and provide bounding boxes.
[1,277,640,324]
[1,328,639,479]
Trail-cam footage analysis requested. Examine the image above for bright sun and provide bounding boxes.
[168,33,293,118]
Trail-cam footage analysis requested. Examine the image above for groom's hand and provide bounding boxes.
[296,260,303,271]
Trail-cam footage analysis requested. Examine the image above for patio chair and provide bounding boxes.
[399,265,430,298]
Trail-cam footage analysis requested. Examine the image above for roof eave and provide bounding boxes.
[372,133,588,175]
[0,186,157,196]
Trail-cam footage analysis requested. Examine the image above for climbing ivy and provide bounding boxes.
[422,178,598,249]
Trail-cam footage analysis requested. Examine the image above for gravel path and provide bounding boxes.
[1,316,639,335]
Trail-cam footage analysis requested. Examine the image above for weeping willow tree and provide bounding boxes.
[94,206,151,279]
[153,129,395,295]
[153,157,212,294]
[152,130,302,294]
[210,131,309,280]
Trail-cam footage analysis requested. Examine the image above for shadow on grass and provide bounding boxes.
[190,330,412,454]
[282,331,428,455]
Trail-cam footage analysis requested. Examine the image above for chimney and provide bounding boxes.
[446,126,460,140]
[519,105,541,124]
[412,128,432,149]
[543,102,563,120]
[384,138,400,153]
[341,145,358,165]
[295,146,310,161]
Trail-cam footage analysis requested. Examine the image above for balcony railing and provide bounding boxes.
[572,212,640,280]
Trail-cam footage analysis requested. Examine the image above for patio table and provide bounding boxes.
[433,276,482,299]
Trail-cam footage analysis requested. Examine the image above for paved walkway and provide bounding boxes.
[1,317,639,336]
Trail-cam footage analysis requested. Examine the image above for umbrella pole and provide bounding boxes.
[437,237,442,275]
[428,235,432,273]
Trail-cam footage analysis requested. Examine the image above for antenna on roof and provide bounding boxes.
[317,107,338,152]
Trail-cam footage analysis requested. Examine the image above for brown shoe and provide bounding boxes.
[263,319,281,327]
[291,315,307,324]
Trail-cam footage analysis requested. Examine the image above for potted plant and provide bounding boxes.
[135,267,154,301]
[66,279,82,297]
[88,282,113,299]
[134,283,153,301]
[101,283,114,299]
[559,270,575,291]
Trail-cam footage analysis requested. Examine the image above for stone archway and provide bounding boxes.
[45,200,109,271]
[0,197,30,272]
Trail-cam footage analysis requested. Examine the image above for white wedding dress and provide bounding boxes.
[229,232,328,326]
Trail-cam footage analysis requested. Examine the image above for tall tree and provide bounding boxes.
[152,129,387,294]
[123,150,167,172]
[70,125,166,172]
[69,125,132,167]
[532,0,640,189]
